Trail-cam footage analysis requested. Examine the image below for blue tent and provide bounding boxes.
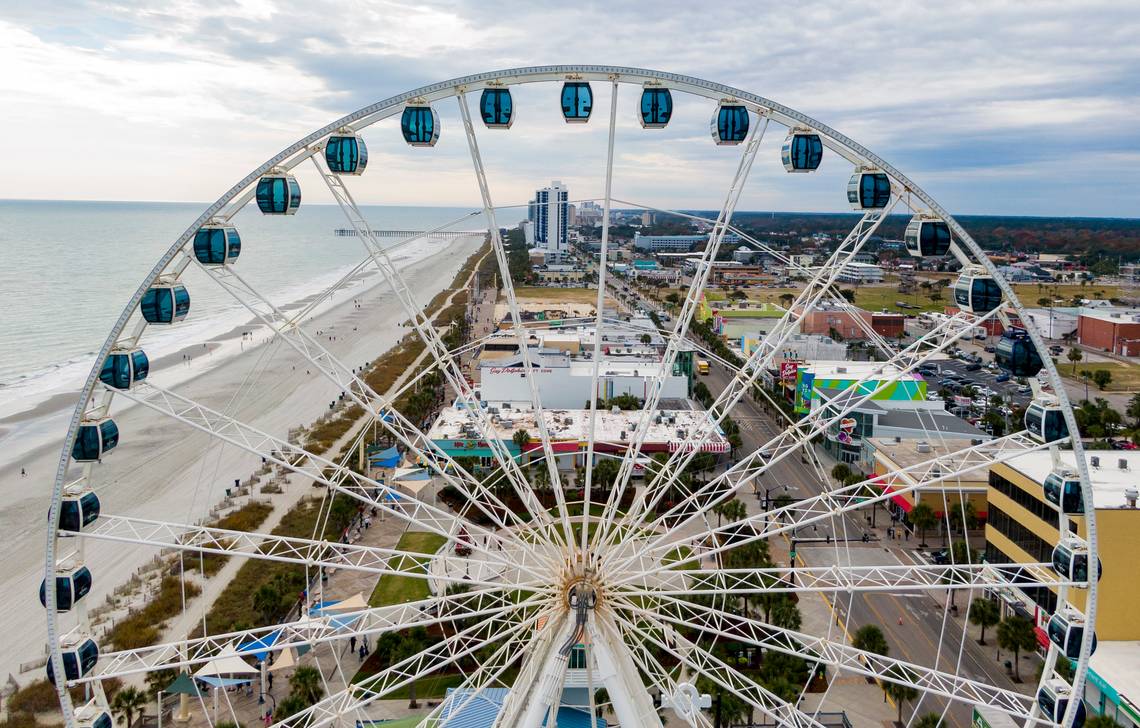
[369,445,400,468]
[237,629,282,663]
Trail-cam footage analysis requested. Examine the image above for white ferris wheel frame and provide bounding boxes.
[43,65,1097,728]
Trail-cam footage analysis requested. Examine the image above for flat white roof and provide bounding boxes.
[799,360,919,381]
[1078,307,1140,324]
[1088,640,1140,714]
[428,406,726,448]
[1002,450,1140,510]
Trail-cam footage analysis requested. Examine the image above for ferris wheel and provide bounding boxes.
[43,65,1099,728]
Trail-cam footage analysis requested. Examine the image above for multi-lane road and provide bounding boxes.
[699,360,1030,727]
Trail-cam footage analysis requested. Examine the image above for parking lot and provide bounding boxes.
[932,358,1034,408]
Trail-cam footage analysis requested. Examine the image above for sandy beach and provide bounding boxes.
[0,232,482,681]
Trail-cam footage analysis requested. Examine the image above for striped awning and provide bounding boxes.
[668,440,730,454]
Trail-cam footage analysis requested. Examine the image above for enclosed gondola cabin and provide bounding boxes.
[1047,609,1096,660]
[401,104,440,146]
[781,130,823,172]
[1051,538,1101,584]
[846,168,891,210]
[1043,468,1084,514]
[1026,396,1069,443]
[46,636,99,685]
[1036,679,1087,727]
[952,267,1003,314]
[711,102,749,145]
[903,215,952,257]
[639,86,673,129]
[40,564,93,612]
[58,491,100,532]
[141,282,190,325]
[99,348,149,390]
[192,224,241,265]
[325,133,368,175]
[995,327,1044,377]
[72,419,119,462]
[479,88,514,129]
[561,82,593,123]
[255,173,301,215]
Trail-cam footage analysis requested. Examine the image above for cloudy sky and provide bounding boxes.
[2,0,1138,217]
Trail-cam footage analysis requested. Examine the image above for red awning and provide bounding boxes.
[1034,626,1049,649]
[877,479,913,513]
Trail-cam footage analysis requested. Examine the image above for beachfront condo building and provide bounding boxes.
[533,180,569,262]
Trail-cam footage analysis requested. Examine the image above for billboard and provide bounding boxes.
[794,372,815,414]
[780,361,800,382]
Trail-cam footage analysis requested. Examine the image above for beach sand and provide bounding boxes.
[0,233,483,681]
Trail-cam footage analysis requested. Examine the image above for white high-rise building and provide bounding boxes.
[534,180,569,262]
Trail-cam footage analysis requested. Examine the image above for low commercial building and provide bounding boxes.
[1077,307,1140,356]
[1021,307,1079,340]
[478,349,688,409]
[794,301,905,341]
[427,404,728,468]
[824,261,884,284]
[739,334,846,365]
[868,437,992,522]
[791,361,987,467]
[533,264,587,285]
[632,231,741,252]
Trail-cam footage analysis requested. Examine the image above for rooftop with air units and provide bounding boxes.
[1002,450,1140,510]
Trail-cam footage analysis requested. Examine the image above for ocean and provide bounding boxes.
[0,199,486,457]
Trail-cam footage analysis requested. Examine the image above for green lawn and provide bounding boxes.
[1058,360,1140,392]
[368,531,447,607]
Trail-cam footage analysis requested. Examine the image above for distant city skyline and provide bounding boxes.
[1,2,1138,217]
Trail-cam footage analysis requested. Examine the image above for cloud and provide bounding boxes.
[0,0,1138,215]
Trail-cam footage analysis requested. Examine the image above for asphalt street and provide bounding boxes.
[700,360,1031,727]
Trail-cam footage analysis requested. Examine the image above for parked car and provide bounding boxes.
[1016,384,1032,394]
[965,363,982,372]
[984,345,997,353]
[995,372,1010,383]
[1049,345,1064,355]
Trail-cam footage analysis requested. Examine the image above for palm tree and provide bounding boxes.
[111,686,147,728]
[251,583,281,625]
[996,616,1037,682]
[851,624,889,656]
[288,665,324,706]
[910,502,937,547]
[884,674,919,725]
[914,713,942,728]
[969,597,1000,645]
[1067,347,1083,374]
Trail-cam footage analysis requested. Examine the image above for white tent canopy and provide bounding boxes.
[194,644,260,677]
[322,592,368,613]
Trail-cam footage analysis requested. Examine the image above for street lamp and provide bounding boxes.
[763,484,790,510]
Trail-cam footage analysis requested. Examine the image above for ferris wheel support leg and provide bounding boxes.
[454,89,576,551]
[585,610,663,728]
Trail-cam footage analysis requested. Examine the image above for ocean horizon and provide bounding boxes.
[0,199,488,425]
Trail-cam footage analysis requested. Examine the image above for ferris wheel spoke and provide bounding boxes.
[310,157,567,549]
[74,514,549,593]
[82,584,529,683]
[454,89,578,550]
[592,112,771,554]
[607,305,1004,574]
[613,431,1057,580]
[179,258,553,545]
[610,606,827,728]
[271,595,547,728]
[616,561,1078,598]
[611,205,904,545]
[630,593,1038,721]
[577,79,621,559]
[103,379,551,570]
